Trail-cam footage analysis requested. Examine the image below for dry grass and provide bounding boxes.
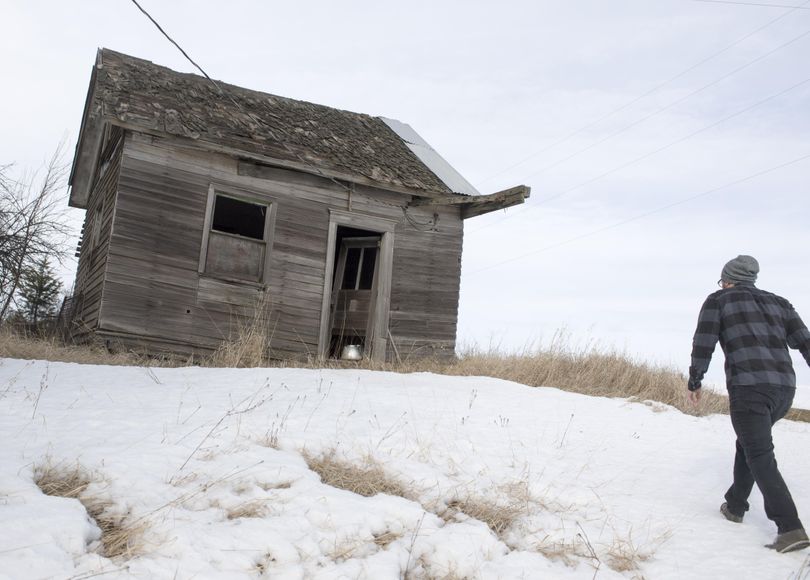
[606,539,651,573]
[533,536,595,568]
[442,334,728,418]
[373,529,403,548]
[441,495,524,538]
[1,324,735,418]
[34,461,147,559]
[531,526,668,577]
[209,293,274,368]
[303,450,411,499]
[0,329,178,367]
[604,529,671,575]
[225,499,269,520]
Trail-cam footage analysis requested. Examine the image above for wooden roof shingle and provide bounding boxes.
[69,48,456,207]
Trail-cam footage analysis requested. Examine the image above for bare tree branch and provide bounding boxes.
[0,143,71,320]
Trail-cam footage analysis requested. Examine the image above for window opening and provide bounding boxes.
[212,195,266,240]
[201,190,272,283]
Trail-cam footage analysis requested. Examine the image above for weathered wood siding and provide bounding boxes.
[389,218,463,360]
[71,127,124,341]
[94,130,462,360]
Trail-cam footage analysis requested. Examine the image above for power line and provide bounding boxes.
[473,45,810,232]
[694,0,810,8]
[467,152,810,276]
[513,25,810,185]
[129,0,355,195]
[129,0,219,86]
[472,70,810,233]
[476,0,810,187]
[533,75,810,206]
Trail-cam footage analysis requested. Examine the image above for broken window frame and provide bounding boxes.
[198,185,276,285]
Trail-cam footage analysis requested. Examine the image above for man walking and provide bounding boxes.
[689,255,810,553]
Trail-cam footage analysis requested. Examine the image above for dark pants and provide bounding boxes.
[724,385,802,533]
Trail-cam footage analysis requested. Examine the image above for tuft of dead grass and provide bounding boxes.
[209,292,274,368]
[533,536,594,568]
[34,462,147,559]
[441,495,524,538]
[303,450,411,499]
[606,541,650,573]
[226,499,269,520]
[532,526,668,577]
[373,529,403,548]
[604,528,671,575]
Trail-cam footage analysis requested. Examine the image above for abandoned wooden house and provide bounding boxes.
[67,48,529,361]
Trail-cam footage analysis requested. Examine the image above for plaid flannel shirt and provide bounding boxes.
[689,282,810,391]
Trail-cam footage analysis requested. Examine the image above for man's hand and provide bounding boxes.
[688,388,703,406]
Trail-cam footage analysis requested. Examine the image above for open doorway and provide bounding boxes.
[328,226,381,358]
[318,210,395,362]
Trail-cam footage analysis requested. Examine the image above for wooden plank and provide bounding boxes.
[198,277,264,308]
[411,184,530,207]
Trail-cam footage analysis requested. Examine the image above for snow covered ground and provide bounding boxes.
[1,358,809,579]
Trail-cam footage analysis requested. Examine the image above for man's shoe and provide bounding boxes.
[720,502,743,523]
[765,529,810,553]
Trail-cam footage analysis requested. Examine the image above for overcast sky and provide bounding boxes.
[2,0,809,387]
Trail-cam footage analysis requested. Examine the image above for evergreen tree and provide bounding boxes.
[17,258,61,325]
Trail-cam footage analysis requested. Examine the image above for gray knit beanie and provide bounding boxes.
[721,255,759,284]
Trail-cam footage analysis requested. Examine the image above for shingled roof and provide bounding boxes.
[69,48,459,207]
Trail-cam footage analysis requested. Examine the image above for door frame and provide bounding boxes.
[318,209,396,361]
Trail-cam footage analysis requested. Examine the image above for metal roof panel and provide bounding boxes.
[380,117,481,197]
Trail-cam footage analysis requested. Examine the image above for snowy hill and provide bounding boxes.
[1,359,809,579]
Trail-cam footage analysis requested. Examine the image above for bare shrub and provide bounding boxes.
[303,450,410,499]
[34,461,147,558]
[0,146,72,320]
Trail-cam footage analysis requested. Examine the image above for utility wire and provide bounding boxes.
[472,71,810,233]
[476,0,810,187]
[128,0,383,203]
[531,76,810,207]
[467,152,810,276]
[694,0,810,8]
[129,0,219,86]
[514,25,810,185]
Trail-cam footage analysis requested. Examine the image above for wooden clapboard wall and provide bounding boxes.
[72,126,124,342]
[86,129,462,361]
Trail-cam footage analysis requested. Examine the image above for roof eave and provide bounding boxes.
[409,184,531,219]
[68,50,104,209]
